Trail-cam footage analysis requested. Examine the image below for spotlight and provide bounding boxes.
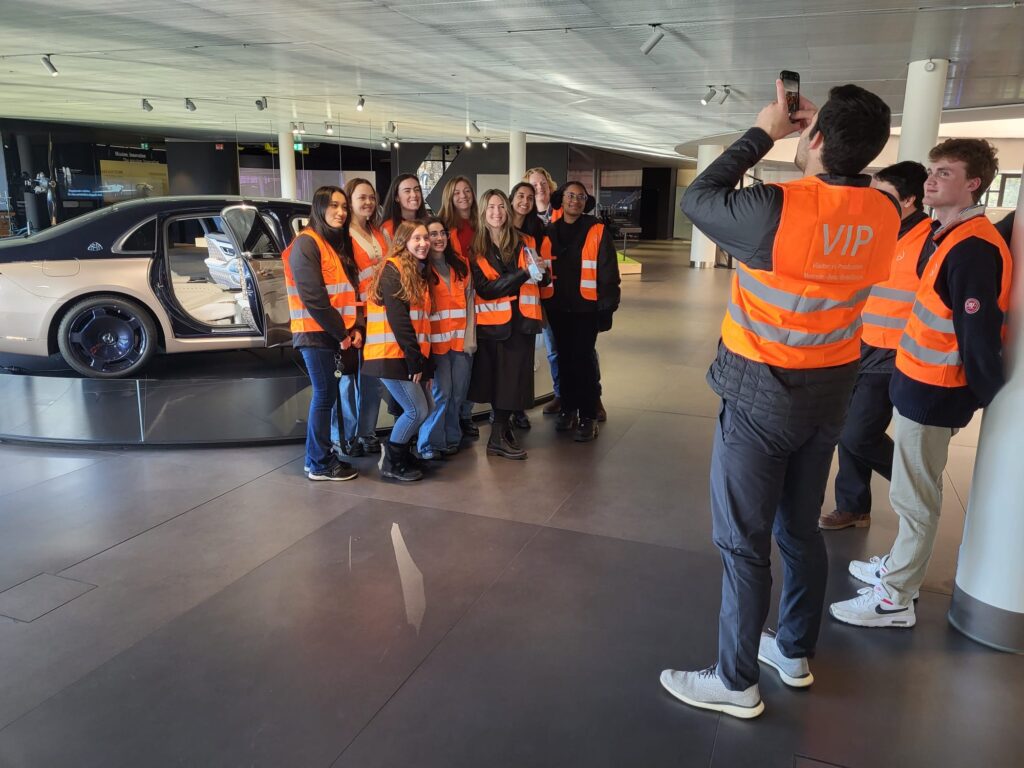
[392,139,400,148]
[325,122,334,135]
[471,121,481,133]
[718,86,731,104]
[356,95,365,111]
[255,96,267,111]
[482,138,489,149]
[298,122,306,134]
[41,54,58,77]
[464,137,472,148]
[640,25,665,56]
[700,87,716,106]
[291,122,299,135]
[185,98,197,112]
[141,98,153,112]
[381,138,389,149]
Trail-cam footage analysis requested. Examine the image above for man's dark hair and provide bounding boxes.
[874,161,928,211]
[813,84,891,176]
[928,138,999,203]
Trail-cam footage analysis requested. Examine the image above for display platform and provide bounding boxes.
[0,340,554,447]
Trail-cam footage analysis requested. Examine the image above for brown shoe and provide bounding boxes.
[596,398,607,422]
[819,510,871,530]
[543,397,562,415]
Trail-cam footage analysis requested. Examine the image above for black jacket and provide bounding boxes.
[681,127,900,426]
[471,244,548,341]
[361,261,435,381]
[544,214,621,316]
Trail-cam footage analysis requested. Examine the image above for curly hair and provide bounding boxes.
[928,138,999,203]
[368,220,429,307]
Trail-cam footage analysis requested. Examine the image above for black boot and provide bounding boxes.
[512,410,531,430]
[555,410,578,432]
[379,441,423,481]
[574,417,599,442]
[487,422,527,460]
[460,418,479,439]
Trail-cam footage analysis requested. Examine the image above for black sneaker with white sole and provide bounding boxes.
[307,461,358,482]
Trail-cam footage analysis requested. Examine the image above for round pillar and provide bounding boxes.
[509,131,526,188]
[277,130,297,200]
[689,144,723,268]
[897,59,949,164]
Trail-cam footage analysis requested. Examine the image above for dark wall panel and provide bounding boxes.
[639,167,674,240]
[167,141,239,196]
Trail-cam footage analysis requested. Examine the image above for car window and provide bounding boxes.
[117,218,157,253]
[290,216,309,235]
[220,206,281,259]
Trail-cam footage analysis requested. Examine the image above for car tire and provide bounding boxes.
[56,294,158,378]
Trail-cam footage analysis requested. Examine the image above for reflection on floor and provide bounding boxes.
[0,240,1018,768]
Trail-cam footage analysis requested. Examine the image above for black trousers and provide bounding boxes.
[712,399,839,690]
[834,371,894,514]
[546,310,600,420]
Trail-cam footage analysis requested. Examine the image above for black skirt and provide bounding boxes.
[468,331,536,411]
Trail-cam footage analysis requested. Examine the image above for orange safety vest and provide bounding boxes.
[721,177,900,369]
[538,237,556,300]
[363,257,432,361]
[549,207,563,223]
[350,226,388,302]
[474,236,544,325]
[428,261,470,354]
[895,215,1012,388]
[578,222,604,300]
[282,229,358,332]
[860,217,933,349]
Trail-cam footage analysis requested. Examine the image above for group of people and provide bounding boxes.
[284,168,621,483]
[660,80,1013,719]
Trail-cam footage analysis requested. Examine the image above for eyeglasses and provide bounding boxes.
[564,192,588,202]
[427,230,449,238]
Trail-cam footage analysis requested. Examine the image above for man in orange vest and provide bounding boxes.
[820,161,934,531]
[830,138,1013,629]
[660,82,900,719]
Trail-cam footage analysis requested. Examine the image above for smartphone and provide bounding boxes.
[780,70,800,115]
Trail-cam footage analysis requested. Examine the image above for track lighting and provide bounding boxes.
[41,54,58,77]
[325,122,334,135]
[640,25,665,56]
[356,95,365,111]
[700,87,716,106]
[464,137,472,148]
[471,121,481,133]
[255,96,268,111]
[141,98,153,112]
[291,122,299,135]
[387,121,397,133]
[184,98,197,112]
[297,122,306,134]
[482,138,489,149]
[381,138,389,149]
[718,86,731,104]
[392,139,400,148]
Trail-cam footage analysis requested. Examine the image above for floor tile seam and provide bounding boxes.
[0,582,98,625]
[326,521,551,768]
[943,468,969,512]
[0,452,118,502]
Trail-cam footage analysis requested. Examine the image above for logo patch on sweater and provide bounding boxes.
[965,298,981,314]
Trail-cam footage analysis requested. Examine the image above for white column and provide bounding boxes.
[508,131,526,187]
[949,171,1024,651]
[278,130,297,200]
[897,59,949,164]
[689,144,723,268]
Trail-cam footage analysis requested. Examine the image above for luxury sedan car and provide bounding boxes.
[0,196,311,377]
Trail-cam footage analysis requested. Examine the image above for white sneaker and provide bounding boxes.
[757,632,813,688]
[830,584,916,628]
[849,556,920,600]
[659,665,764,719]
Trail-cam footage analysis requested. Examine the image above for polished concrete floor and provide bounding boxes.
[0,241,1020,767]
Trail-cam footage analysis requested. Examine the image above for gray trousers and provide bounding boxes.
[711,400,840,690]
[879,410,955,604]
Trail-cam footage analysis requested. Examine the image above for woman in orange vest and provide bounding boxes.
[467,189,550,459]
[544,181,620,441]
[437,175,482,439]
[380,174,428,241]
[282,185,361,482]
[335,176,389,459]
[362,220,435,481]
[415,216,474,460]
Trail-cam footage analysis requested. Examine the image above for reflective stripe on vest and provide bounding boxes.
[474,238,543,324]
[861,217,933,349]
[428,263,470,354]
[719,177,900,369]
[350,227,387,303]
[896,215,1012,387]
[282,228,358,333]
[362,257,432,361]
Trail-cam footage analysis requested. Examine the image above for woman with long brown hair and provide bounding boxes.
[380,174,428,240]
[468,190,550,459]
[362,220,435,481]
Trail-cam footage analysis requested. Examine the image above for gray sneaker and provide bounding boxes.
[757,631,813,688]
[659,665,764,719]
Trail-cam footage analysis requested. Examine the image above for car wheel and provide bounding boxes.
[56,295,158,378]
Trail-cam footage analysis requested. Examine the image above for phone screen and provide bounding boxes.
[780,70,800,115]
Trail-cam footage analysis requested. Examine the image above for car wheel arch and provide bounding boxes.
[48,290,166,356]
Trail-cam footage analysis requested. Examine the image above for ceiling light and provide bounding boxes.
[255,96,267,111]
[700,87,716,106]
[381,138,389,149]
[471,121,481,133]
[291,122,299,135]
[640,25,665,56]
[392,139,400,148]
[141,98,153,112]
[41,54,58,77]
[482,138,489,149]
[464,137,472,148]
[325,122,334,135]
[356,95,365,111]
[298,122,306,134]
[718,86,731,104]
[184,98,197,112]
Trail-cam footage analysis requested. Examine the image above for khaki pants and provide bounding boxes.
[882,410,956,604]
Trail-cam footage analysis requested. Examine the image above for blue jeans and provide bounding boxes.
[418,351,472,454]
[299,347,338,473]
[332,366,385,443]
[382,378,433,445]
[542,323,560,398]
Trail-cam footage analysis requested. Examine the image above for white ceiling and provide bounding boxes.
[1,0,1022,159]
